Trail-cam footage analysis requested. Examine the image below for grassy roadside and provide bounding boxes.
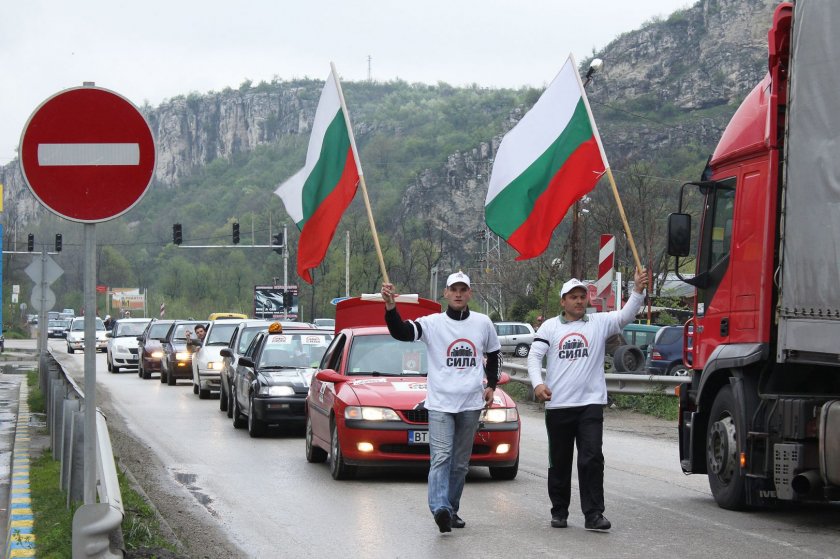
[24,371,179,557]
[502,377,679,421]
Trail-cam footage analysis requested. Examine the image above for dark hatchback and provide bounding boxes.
[218,320,273,417]
[138,320,174,379]
[646,325,689,376]
[160,321,207,386]
[226,327,333,437]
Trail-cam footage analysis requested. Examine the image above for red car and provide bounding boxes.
[305,297,521,480]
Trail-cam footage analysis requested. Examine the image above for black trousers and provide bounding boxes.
[545,404,605,519]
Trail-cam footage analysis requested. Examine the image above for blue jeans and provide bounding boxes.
[427,409,481,515]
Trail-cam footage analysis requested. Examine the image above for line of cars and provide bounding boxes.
[99,302,522,482]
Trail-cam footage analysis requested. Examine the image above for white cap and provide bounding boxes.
[560,278,587,298]
[446,271,471,288]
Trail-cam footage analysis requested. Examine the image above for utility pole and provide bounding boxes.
[283,223,288,320]
[367,55,372,81]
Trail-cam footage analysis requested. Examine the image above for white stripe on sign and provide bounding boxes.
[37,143,140,166]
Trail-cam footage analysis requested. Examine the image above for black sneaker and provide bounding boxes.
[550,515,568,528]
[451,513,466,529]
[434,509,452,533]
[584,514,611,531]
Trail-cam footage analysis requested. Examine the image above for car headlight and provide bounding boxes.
[151,351,163,358]
[258,385,295,396]
[175,352,191,361]
[206,361,221,370]
[481,407,519,423]
[344,406,401,421]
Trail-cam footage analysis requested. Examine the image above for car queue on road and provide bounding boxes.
[65,300,523,485]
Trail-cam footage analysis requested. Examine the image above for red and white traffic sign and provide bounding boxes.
[19,86,156,222]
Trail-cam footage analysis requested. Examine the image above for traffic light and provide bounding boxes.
[173,223,182,245]
[232,222,240,244]
[55,233,62,252]
[27,233,34,252]
[272,232,284,255]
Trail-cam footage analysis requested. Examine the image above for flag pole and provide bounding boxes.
[571,54,643,271]
[330,62,390,284]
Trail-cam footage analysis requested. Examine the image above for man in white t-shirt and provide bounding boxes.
[382,272,501,534]
[527,267,648,531]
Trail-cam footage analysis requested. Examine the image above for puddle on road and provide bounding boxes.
[172,470,218,517]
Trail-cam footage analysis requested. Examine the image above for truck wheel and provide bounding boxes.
[706,385,747,509]
[514,344,530,358]
[613,345,645,372]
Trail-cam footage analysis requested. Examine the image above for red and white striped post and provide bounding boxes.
[160,302,165,318]
[595,234,615,311]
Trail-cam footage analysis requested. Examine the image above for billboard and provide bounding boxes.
[254,285,299,320]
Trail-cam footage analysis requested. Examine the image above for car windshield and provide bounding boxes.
[237,325,270,353]
[206,323,239,345]
[259,332,333,368]
[347,334,428,376]
[72,318,105,331]
[49,320,62,327]
[172,323,204,341]
[114,321,150,337]
[148,323,171,339]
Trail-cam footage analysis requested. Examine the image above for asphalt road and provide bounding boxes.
[46,339,840,559]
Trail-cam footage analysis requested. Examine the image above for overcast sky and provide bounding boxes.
[1,0,692,166]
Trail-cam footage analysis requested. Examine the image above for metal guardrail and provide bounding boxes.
[38,351,125,558]
[501,362,684,397]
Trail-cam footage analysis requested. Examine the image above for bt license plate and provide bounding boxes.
[408,430,429,445]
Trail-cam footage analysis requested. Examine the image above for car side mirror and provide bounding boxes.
[136,336,143,342]
[219,348,232,358]
[239,357,255,368]
[106,332,113,338]
[315,369,345,384]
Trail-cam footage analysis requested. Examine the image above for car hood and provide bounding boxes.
[113,338,139,349]
[345,377,430,408]
[260,368,314,387]
[344,376,516,409]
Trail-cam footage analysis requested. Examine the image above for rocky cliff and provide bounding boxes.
[1,0,777,253]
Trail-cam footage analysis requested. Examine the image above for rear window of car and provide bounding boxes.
[657,327,683,345]
[238,326,268,353]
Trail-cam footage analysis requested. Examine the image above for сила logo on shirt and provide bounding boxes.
[557,332,590,360]
[446,338,477,369]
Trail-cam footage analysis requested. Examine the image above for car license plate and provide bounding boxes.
[408,430,428,445]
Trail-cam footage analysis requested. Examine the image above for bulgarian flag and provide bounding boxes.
[485,55,608,260]
[275,69,360,283]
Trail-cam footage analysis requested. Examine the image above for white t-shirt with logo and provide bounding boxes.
[413,311,501,413]
[527,291,645,408]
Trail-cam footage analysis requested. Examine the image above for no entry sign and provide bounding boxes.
[19,86,156,222]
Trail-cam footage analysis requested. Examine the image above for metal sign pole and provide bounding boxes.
[83,223,97,504]
[283,223,288,320]
[38,249,47,376]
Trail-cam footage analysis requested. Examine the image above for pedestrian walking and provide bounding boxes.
[527,267,648,531]
[381,271,501,533]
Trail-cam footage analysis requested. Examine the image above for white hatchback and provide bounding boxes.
[66,317,108,354]
[107,317,153,373]
[192,319,246,399]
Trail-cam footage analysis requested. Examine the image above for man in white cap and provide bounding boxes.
[527,267,648,531]
[381,272,501,534]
